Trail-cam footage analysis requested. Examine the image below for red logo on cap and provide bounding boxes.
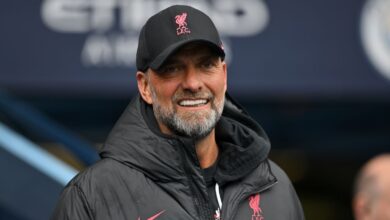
[175,12,191,35]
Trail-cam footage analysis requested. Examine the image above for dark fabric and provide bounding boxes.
[52,94,305,220]
[203,162,219,214]
[136,5,225,71]
[203,163,217,187]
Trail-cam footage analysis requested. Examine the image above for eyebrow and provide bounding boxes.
[161,58,181,66]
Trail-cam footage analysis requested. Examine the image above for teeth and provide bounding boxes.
[179,99,207,106]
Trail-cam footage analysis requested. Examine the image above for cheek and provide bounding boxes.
[206,73,227,96]
[151,80,178,103]
[383,202,390,218]
[374,201,390,220]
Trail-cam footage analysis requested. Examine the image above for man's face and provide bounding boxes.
[371,194,390,220]
[137,43,227,140]
[369,178,390,220]
[354,157,390,220]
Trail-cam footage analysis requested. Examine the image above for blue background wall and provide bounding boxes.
[1,0,389,99]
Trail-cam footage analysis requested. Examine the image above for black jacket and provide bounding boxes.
[52,94,305,220]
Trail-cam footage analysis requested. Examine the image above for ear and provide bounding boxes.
[136,71,153,104]
[353,194,370,220]
[222,61,228,93]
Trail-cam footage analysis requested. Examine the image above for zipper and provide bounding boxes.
[178,139,214,220]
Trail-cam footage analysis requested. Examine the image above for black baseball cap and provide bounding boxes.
[136,5,225,72]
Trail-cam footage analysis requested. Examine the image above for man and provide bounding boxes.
[52,5,305,220]
[353,154,390,220]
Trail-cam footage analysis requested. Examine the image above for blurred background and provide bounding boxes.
[1,0,389,219]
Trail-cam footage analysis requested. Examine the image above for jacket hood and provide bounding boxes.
[100,93,271,185]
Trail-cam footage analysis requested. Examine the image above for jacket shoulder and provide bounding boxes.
[71,158,136,184]
[52,159,142,219]
[265,159,306,219]
[70,158,146,201]
[268,160,293,185]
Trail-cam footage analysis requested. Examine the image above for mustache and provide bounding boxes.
[172,90,214,102]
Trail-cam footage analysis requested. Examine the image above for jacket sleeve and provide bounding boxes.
[287,177,305,219]
[51,184,93,220]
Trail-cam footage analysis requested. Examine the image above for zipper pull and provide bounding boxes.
[213,183,222,220]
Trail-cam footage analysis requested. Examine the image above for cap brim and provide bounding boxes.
[149,39,225,71]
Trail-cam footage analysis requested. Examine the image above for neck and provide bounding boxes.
[195,129,219,169]
[157,121,219,169]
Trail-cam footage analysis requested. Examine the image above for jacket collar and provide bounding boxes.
[100,93,272,185]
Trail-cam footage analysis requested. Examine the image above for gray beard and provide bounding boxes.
[150,89,224,140]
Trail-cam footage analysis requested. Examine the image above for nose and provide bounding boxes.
[181,66,202,92]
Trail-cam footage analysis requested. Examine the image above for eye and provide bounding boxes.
[201,58,218,69]
[157,65,182,75]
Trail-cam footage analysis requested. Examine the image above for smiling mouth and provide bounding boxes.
[178,99,209,107]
